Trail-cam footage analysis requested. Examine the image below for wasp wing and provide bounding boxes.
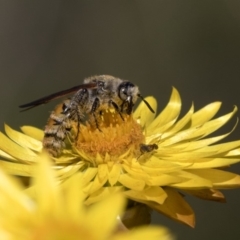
[19,82,97,111]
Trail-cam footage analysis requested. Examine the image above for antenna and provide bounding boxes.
[137,94,155,113]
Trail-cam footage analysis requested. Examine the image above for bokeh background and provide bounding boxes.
[1,1,240,239]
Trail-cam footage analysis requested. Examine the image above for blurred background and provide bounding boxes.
[0,1,240,239]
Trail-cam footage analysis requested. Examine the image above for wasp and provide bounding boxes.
[19,75,156,157]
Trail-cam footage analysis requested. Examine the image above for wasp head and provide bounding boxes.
[118,81,139,114]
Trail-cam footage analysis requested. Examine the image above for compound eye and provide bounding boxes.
[119,87,127,100]
[118,82,134,100]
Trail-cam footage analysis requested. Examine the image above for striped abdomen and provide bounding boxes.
[43,100,77,157]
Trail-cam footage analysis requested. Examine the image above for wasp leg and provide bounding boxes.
[74,106,84,139]
[69,88,88,138]
[120,97,134,115]
[126,96,134,114]
[109,100,124,121]
[90,97,101,131]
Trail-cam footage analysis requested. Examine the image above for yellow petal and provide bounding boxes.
[124,186,167,204]
[62,173,86,220]
[33,154,63,216]
[86,194,125,240]
[84,186,123,205]
[160,144,240,162]
[122,163,150,181]
[161,107,237,146]
[191,106,238,139]
[170,170,212,188]
[88,168,108,194]
[108,163,121,186]
[201,140,240,156]
[123,162,183,186]
[170,122,237,152]
[0,149,17,161]
[0,168,30,212]
[186,169,240,188]
[5,124,42,152]
[225,147,240,157]
[148,87,181,132]
[146,174,184,186]
[146,187,195,228]
[0,161,33,176]
[80,167,98,186]
[160,126,202,146]
[98,164,108,182]
[140,156,184,173]
[160,104,194,139]
[118,174,145,191]
[184,188,226,202]
[189,158,240,169]
[21,125,44,141]
[191,102,222,126]
[133,96,157,128]
[0,132,36,162]
[54,154,81,164]
[55,162,86,180]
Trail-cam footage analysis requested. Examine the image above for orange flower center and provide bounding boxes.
[75,109,145,159]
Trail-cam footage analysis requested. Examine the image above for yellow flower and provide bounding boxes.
[1,87,240,227]
[0,154,173,240]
